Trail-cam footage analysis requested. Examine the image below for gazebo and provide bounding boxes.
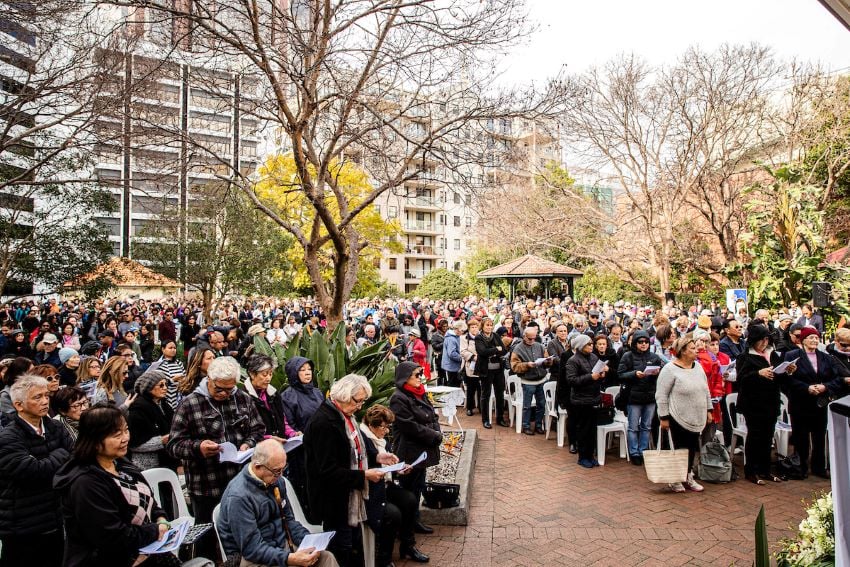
[64,257,181,300]
[476,254,583,299]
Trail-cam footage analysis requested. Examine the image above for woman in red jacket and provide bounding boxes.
[694,330,724,426]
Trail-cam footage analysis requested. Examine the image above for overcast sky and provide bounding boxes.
[498,0,850,86]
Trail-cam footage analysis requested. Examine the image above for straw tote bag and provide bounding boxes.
[642,427,689,484]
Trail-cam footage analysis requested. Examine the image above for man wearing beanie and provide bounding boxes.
[564,333,607,468]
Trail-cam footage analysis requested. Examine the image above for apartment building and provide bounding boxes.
[372,115,561,293]
[92,10,259,266]
[0,14,38,296]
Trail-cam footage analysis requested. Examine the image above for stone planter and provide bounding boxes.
[419,429,477,526]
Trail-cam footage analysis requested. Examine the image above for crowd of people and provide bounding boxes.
[0,292,847,566]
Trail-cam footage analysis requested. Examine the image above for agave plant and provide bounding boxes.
[251,328,398,413]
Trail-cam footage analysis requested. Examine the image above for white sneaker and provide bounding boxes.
[685,472,704,492]
[668,482,686,493]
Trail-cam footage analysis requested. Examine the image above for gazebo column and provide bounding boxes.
[486,280,492,298]
[567,277,575,300]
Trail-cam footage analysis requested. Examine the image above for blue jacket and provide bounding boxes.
[441,331,462,372]
[280,357,323,431]
[218,465,310,567]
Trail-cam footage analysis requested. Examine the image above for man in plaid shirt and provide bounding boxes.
[167,356,265,524]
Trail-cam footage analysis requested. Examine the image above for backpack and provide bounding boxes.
[698,439,733,483]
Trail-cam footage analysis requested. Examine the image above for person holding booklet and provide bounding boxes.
[54,405,179,567]
[736,323,796,485]
[509,326,555,436]
[167,356,265,527]
[360,404,428,566]
[565,333,606,468]
[617,330,665,465]
[218,439,338,567]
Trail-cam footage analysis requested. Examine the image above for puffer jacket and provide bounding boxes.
[279,356,323,432]
[617,333,664,405]
[389,362,442,468]
[0,415,73,537]
[565,350,602,407]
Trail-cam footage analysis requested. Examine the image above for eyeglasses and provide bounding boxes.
[46,375,60,382]
[352,396,367,406]
[839,342,850,349]
[209,380,235,395]
[259,463,284,477]
[70,400,90,410]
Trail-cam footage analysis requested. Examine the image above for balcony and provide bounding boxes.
[404,269,430,281]
[405,245,441,258]
[403,220,440,234]
[405,170,444,187]
[404,195,440,211]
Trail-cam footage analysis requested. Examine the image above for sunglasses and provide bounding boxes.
[209,380,235,394]
[46,375,60,382]
[635,339,649,344]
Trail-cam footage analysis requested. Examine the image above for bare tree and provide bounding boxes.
[0,2,130,294]
[558,45,791,294]
[106,0,557,327]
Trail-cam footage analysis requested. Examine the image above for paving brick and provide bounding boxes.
[398,412,828,566]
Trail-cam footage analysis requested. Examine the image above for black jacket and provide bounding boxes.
[565,351,602,407]
[389,362,442,469]
[303,400,368,527]
[54,458,165,567]
[473,332,503,376]
[280,357,323,432]
[244,380,290,438]
[0,415,73,537]
[363,435,387,534]
[736,349,783,420]
[617,345,664,406]
[826,343,850,398]
[784,348,843,416]
[127,392,174,458]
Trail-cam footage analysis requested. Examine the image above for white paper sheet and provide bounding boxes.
[591,360,607,374]
[298,531,336,552]
[218,442,254,464]
[139,518,190,554]
[376,461,407,473]
[283,436,303,453]
[642,365,660,376]
[410,451,427,467]
[773,357,799,375]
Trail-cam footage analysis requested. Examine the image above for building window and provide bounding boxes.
[453,239,460,250]
[453,216,460,227]
[453,192,460,204]
[388,206,397,218]
[465,216,471,227]
[454,262,461,271]
[439,214,446,225]
[389,258,397,270]
[439,191,446,203]
[440,238,447,249]
[374,204,381,215]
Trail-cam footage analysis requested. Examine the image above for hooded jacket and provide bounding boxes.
[441,330,462,372]
[53,458,164,567]
[389,362,442,468]
[565,350,602,407]
[279,357,323,432]
[166,378,265,498]
[0,415,73,537]
[617,331,664,406]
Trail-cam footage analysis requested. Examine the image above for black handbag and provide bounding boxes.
[422,481,460,509]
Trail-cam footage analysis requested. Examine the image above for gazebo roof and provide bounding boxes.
[826,245,850,265]
[65,257,181,289]
[477,254,584,279]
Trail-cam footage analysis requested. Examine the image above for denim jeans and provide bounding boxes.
[521,382,546,429]
[627,403,655,457]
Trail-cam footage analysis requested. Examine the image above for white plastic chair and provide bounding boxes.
[596,419,628,465]
[726,393,748,464]
[506,375,523,433]
[543,382,557,438]
[774,392,792,457]
[141,468,194,526]
[283,477,322,533]
[211,504,227,562]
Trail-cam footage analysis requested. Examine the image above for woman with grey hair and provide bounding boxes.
[304,374,390,567]
[244,354,299,440]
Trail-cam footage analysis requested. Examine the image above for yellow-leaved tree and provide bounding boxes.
[254,153,402,319]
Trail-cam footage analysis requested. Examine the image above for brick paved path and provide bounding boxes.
[401,412,830,566]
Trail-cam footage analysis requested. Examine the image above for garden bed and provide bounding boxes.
[420,429,477,526]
